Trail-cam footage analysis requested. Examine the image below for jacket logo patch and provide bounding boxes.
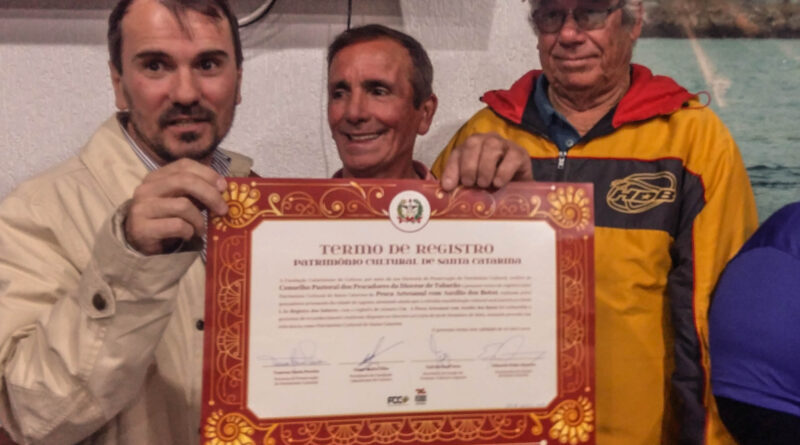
[606,172,677,214]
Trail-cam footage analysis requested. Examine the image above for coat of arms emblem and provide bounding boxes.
[389,191,430,233]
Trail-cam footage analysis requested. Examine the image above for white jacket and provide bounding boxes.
[0,116,253,445]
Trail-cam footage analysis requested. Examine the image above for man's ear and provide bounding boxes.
[629,2,644,41]
[235,66,243,105]
[109,60,128,111]
[416,93,438,135]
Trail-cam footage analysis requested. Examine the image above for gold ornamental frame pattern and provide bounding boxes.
[202,179,595,445]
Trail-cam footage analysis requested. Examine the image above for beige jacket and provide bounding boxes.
[0,116,253,445]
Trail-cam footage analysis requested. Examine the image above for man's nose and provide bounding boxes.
[171,67,201,106]
[558,11,585,42]
[344,90,369,123]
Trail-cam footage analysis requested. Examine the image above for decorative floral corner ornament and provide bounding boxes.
[548,186,591,230]
[214,182,261,230]
[204,410,255,445]
[548,396,594,444]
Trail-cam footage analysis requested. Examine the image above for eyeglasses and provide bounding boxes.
[532,2,625,34]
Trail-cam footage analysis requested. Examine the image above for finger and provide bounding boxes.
[439,147,463,192]
[125,196,208,255]
[139,158,228,214]
[144,158,227,192]
[125,213,198,256]
[493,145,533,188]
[129,196,208,235]
[135,172,229,216]
[458,135,485,188]
[474,136,507,189]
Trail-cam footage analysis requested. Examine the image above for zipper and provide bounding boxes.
[555,149,568,182]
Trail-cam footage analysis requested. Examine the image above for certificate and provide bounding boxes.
[201,179,595,445]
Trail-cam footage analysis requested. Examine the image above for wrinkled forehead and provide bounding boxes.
[534,0,615,10]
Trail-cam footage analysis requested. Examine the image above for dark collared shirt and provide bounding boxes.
[533,75,582,153]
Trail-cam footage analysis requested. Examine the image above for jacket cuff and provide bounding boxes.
[81,202,199,312]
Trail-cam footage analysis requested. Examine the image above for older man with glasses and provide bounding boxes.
[432,1,757,443]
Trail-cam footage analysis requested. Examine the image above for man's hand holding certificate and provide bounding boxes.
[201,179,595,445]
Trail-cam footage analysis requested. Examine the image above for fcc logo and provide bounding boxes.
[606,172,677,214]
[386,395,409,405]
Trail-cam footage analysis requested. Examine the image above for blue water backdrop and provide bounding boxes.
[634,38,799,222]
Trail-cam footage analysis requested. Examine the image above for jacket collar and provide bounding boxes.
[481,64,697,131]
[79,115,254,208]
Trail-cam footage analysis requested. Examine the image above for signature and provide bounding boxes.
[478,335,545,361]
[259,340,328,367]
[428,332,452,365]
[356,336,403,370]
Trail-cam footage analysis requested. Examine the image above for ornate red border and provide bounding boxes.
[201,179,595,445]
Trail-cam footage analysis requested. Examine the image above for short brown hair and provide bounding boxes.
[327,24,433,109]
[108,0,243,73]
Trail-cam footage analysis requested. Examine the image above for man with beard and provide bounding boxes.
[433,0,758,443]
[0,0,252,443]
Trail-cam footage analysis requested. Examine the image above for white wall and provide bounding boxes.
[0,0,538,198]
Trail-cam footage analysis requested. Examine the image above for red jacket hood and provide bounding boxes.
[481,64,697,128]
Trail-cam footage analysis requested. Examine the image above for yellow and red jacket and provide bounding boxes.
[433,65,758,444]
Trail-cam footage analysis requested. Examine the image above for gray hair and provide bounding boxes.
[528,0,642,30]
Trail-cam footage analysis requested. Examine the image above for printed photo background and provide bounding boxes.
[634,38,799,221]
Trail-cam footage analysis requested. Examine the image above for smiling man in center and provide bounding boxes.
[326,24,438,180]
